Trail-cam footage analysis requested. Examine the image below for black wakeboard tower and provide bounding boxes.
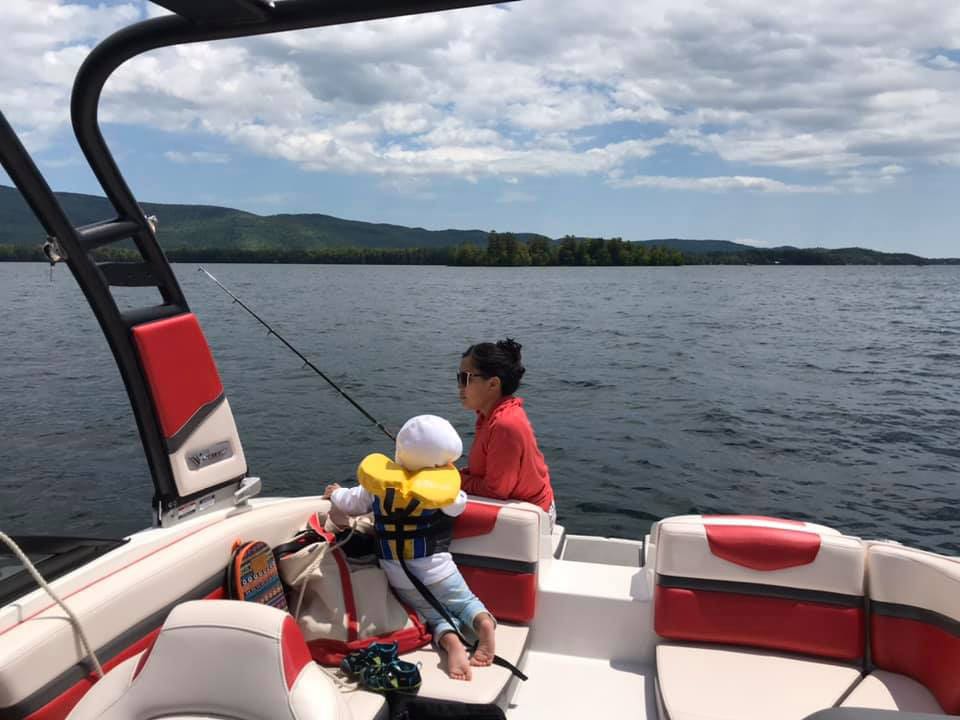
[0,0,510,527]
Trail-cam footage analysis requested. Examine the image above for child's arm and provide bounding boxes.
[440,490,468,518]
[327,485,375,516]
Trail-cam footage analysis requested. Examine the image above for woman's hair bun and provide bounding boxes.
[496,338,523,363]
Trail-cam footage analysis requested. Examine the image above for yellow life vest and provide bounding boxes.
[356,453,461,561]
[357,453,460,508]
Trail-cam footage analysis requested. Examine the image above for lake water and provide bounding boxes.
[1,263,958,553]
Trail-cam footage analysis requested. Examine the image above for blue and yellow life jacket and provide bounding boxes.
[356,453,461,561]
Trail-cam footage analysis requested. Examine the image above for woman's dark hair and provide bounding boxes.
[462,338,526,396]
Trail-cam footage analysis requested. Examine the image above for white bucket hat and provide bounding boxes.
[395,415,463,472]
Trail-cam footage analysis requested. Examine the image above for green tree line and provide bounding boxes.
[0,244,455,265]
[0,233,685,266]
[7,234,941,266]
[454,233,683,266]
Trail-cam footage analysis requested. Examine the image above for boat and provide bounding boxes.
[1,3,958,720]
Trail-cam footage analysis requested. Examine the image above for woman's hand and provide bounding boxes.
[322,482,341,499]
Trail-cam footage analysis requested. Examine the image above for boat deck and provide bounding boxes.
[508,653,655,720]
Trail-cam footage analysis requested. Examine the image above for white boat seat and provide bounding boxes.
[403,622,529,706]
[65,600,355,720]
[343,690,388,720]
[845,542,960,715]
[653,515,867,659]
[451,500,544,624]
[652,515,868,720]
[841,671,943,714]
[656,643,862,720]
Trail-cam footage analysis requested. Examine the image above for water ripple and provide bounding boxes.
[0,263,958,554]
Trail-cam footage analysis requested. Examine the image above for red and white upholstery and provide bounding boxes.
[654,515,865,660]
[451,499,542,623]
[66,600,349,720]
[653,515,867,720]
[132,314,246,498]
[841,542,960,714]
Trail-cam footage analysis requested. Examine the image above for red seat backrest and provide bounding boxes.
[450,500,543,623]
[653,515,866,661]
[867,542,960,714]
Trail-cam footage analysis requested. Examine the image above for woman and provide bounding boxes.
[457,338,556,524]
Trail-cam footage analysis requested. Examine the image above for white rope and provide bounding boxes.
[0,531,104,678]
[290,543,328,619]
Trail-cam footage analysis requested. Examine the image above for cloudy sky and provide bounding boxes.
[4,1,960,255]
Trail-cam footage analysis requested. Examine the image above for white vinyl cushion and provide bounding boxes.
[655,519,865,596]
[656,643,862,720]
[66,600,349,720]
[0,498,326,709]
[651,515,841,545]
[169,398,247,497]
[406,622,529,705]
[343,692,388,720]
[68,655,386,720]
[66,655,142,720]
[450,504,541,563]
[867,541,960,622]
[841,671,944,714]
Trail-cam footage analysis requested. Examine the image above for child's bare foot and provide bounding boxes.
[440,633,472,681]
[470,613,496,667]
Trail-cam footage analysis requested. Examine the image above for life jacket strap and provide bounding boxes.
[392,499,528,682]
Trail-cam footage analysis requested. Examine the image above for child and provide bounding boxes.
[323,414,496,682]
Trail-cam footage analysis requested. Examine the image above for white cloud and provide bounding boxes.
[1,2,140,149]
[929,54,960,70]
[830,163,909,193]
[610,174,831,193]
[7,0,960,193]
[164,150,230,164]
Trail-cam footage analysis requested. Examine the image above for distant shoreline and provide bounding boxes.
[1,251,958,267]
[4,234,960,266]
[2,186,956,265]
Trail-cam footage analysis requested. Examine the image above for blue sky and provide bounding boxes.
[4,1,960,256]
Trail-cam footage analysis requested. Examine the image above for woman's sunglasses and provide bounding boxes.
[457,371,488,387]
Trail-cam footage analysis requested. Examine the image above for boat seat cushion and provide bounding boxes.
[650,515,842,544]
[865,542,960,714]
[841,671,943,714]
[449,500,543,623]
[656,643,863,720]
[66,600,352,720]
[69,654,387,720]
[403,622,528,706]
[654,515,866,661]
[344,691,388,720]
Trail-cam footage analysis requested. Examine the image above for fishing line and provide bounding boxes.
[199,266,395,442]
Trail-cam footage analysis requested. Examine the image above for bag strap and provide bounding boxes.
[277,520,360,620]
[226,539,266,600]
[391,497,527,682]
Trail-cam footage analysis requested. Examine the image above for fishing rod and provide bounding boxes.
[198,266,396,442]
